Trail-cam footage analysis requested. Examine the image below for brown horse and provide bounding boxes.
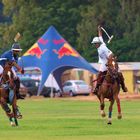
[0,61,20,126]
[96,57,122,124]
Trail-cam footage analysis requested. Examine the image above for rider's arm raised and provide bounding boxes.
[98,25,102,37]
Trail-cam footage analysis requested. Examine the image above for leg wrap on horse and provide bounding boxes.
[108,111,112,118]
[118,72,128,92]
[1,102,11,113]
[15,106,22,119]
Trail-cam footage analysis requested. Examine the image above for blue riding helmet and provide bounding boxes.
[11,43,22,51]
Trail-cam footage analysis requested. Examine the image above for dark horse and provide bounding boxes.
[0,61,20,126]
[96,57,122,124]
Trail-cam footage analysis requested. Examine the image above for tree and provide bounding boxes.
[0,0,91,54]
[77,0,140,62]
[77,0,120,61]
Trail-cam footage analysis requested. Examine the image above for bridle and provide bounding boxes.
[106,57,119,84]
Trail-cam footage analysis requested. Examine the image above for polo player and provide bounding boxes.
[91,26,128,95]
[0,43,24,118]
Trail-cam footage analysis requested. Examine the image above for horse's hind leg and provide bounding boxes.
[100,95,106,117]
[0,98,13,118]
[0,98,16,126]
[108,99,115,125]
[114,95,122,119]
[117,98,122,119]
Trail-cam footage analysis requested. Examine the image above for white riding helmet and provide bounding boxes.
[91,37,101,44]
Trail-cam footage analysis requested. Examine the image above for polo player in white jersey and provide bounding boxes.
[91,26,128,95]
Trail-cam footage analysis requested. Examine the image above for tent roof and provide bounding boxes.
[19,26,98,94]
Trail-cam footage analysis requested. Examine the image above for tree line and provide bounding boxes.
[0,0,139,62]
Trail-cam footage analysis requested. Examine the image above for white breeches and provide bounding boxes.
[99,64,107,72]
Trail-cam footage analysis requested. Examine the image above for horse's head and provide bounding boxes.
[4,61,13,71]
[1,62,15,88]
[107,56,118,71]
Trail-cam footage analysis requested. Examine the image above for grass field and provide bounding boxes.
[0,97,140,140]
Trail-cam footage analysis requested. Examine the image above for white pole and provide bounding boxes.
[50,73,54,98]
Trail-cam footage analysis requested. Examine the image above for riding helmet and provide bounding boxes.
[11,43,22,51]
[91,37,101,44]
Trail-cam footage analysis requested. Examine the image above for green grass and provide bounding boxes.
[0,98,140,140]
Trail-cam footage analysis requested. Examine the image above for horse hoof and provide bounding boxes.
[117,114,122,119]
[10,122,16,127]
[101,113,106,117]
[100,110,106,117]
[101,112,106,117]
[107,122,112,125]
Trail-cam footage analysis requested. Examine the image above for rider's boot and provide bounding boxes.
[16,91,25,99]
[118,72,128,92]
[93,71,107,95]
[15,106,22,119]
[14,78,25,99]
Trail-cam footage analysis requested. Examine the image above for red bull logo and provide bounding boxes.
[53,43,79,59]
[38,38,48,45]
[53,39,65,44]
[24,43,47,59]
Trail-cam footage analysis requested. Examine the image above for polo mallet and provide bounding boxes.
[13,32,23,67]
[14,32,21,43]
[12,32,22,126]
[101,27,113,44]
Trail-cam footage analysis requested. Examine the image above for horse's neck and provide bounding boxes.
[105,71,119,85]
[104,77,109,82]
[1,70,14,84]
[104,72,114,84]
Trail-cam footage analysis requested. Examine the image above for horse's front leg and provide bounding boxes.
[114,95,122,119]
[108,99,115,125]
[100,95,106,117]
[0,95,12,116]
[0,89,16,126]
[12,89,20,126]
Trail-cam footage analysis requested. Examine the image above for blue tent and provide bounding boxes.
[19,26,98,94]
